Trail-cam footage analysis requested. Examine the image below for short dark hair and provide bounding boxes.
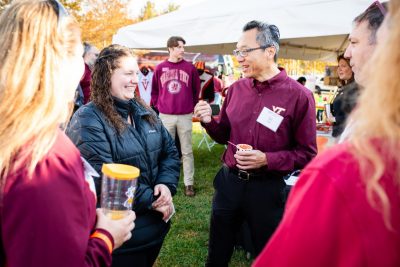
[354,1,388,44]
[167,36,186,48]
[297,76,307,84]
[83,42,93,57]
[242,20,280,62]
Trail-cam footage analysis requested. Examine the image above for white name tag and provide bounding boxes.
[256,107,284,132]
[285,175,299,186]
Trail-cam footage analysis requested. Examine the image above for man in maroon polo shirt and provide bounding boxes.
[195,20,317,266]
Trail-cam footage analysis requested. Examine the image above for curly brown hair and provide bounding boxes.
[91,44,156,133]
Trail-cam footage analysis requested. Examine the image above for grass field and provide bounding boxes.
[154,123,252,267]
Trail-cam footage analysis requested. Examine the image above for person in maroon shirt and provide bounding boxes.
[195,20,317,266]
[81,42,99,104]
[151,36,201,197]
[254,2,399,266]
[0,1,134,267]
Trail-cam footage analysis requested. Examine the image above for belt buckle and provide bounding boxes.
[238,170,250,181]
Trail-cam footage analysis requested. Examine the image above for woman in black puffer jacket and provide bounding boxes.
[329,54,359,138]
[67,44,180,267]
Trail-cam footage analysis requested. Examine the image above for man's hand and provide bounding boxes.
[234,150,268,170]
[194,100,212,123]
[152,184,172,209]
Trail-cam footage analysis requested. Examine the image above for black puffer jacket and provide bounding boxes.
[331,81,359,137]
[67,98,180,253]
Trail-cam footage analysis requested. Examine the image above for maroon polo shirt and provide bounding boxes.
[203,68,317,174]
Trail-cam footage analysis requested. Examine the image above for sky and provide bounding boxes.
[128,0,206,18]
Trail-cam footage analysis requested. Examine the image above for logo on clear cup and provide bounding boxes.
[237,144,253,151]
[123,186,136,208]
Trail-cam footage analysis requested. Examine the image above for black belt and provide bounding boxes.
[224,165,266,181]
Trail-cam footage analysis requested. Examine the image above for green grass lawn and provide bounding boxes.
[155,123,252,267]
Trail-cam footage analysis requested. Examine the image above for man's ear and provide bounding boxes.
[265,46,276,60]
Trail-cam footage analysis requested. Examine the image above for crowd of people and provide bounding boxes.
[0,0,399,267]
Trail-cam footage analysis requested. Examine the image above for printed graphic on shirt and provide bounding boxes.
[141,78,150,91]
[160,69,190,94]
[167,80,182,94]
[272,105,286,115]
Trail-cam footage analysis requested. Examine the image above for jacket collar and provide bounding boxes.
[113,97,151,120]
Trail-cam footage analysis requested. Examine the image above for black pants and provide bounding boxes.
[111,243,163,267]
[317,109,324,122]
[206,166,286,267]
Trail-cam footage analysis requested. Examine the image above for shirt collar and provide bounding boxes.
[250,67,288,89]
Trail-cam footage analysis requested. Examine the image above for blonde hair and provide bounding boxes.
[0,0,81,180]
[348,0,400,229]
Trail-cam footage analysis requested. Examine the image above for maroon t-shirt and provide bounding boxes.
[151,59,200,115]
[0,131,112,267]
[204,68,317,174]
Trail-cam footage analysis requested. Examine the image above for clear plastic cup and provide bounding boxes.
[101,163,140,220]
[236,144,253,152]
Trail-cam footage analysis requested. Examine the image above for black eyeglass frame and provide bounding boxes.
[233,46,270,57]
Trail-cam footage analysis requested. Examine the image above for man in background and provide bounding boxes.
[339,1,387,141]
[344,1,387,86]
[151,36,201,197]
[80,42,99,104]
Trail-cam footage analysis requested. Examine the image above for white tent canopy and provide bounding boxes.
[113,0,372,61]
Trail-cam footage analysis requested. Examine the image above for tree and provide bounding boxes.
[79,0,135,48]
[60,0,83,16]
[137,1,157,22]
[161,3,179,15]
[0,0,179,49]
[138,1,180,21]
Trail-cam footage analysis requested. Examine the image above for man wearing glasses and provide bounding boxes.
[194,20,317,266]
[344,1,387,86]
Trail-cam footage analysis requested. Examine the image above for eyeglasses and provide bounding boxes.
[366,1,387,16]
[47,0,70,24]
[233,46,269,57]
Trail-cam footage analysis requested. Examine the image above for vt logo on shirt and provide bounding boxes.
[257,106,285,132]
[141,79,150,91]
[272,106,286,115]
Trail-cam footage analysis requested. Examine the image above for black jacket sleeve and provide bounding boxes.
[66,106,113,198]
[154,123,180,196]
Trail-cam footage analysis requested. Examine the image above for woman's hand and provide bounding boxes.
[152,184,172,209]
[95,209,136,250]
[153,202,174,221]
